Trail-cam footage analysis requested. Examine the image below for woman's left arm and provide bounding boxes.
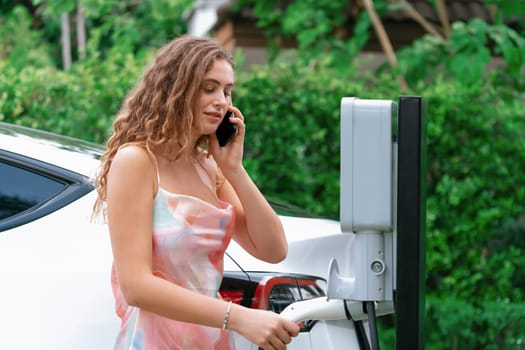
[218,169,287,263]
[210,106,287,263]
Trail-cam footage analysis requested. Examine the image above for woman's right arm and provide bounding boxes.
[106,146,299,349]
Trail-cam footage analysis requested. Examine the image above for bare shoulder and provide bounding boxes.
[111,145,154,170]
[113,144,152,165]
[108,145,157,192]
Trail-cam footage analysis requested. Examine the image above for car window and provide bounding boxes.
[0,161,66,220]
[0,152,93,232]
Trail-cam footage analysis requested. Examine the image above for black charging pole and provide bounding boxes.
[395,96,427,349]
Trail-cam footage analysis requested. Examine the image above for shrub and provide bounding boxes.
[0,47,151,143]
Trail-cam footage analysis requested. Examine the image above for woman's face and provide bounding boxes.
[194,58,234,136]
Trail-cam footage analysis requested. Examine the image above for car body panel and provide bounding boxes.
[0,191,119,349]
[225,227,356,281]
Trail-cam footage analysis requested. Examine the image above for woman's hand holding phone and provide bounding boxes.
[216,111,237,147]
[210,107,245,174]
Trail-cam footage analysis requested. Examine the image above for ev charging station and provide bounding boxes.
[281,96,427,350]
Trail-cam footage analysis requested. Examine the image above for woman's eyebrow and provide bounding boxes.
[203,78,234,87]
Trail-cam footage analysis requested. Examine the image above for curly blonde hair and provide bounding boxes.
[92,35,233,219]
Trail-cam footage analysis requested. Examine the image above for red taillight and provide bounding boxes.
[219,290,244,305]
[251,276,294,310]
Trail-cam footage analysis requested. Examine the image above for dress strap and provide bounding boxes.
[147,150,161,195]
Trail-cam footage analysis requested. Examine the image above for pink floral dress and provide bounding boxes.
[111,157,236,349]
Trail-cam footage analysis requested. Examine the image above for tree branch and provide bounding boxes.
[362,0,408,91]
[399,0,445,39]
[435,0,451,38]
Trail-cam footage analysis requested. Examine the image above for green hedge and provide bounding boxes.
[1,48,524,350]
[425,296,525,349]
[0,49,149,143]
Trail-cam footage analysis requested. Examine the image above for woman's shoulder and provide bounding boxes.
[108,144,158,195]
[111,144,156,175]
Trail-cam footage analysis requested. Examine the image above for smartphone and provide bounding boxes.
[216,111,237,147]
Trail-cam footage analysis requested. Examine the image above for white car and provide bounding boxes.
[0,122,361,349]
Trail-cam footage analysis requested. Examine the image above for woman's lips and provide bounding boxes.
[205,111,222,121]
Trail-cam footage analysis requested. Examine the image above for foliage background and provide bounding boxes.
[1,0,524,348]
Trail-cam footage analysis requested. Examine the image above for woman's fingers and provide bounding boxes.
[284,319,301,337]
[265,319,298,349]
[276,326,293,344]
[234,308,300,349]
[228,105,244,122]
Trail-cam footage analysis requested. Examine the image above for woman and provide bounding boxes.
[92,36,300,349]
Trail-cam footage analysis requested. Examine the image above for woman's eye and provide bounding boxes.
[202,84,232,97]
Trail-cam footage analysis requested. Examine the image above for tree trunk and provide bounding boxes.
[61,12,72,70]
[76,2,86,60]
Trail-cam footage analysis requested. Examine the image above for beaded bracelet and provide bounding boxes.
[222,301,232,330]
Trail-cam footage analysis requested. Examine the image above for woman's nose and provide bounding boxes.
[214,91,229,106]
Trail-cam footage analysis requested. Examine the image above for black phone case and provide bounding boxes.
[216,111,237,147]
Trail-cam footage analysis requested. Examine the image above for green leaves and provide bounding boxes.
[0,6,54,70]
[426,296,525,349]
[489,23,525,75]
[483,0,525,23]
[32,0,76,16]
[235,0,369,71]
[233,61,367,218]
[0,44,150,142]
[397,18,525,86]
